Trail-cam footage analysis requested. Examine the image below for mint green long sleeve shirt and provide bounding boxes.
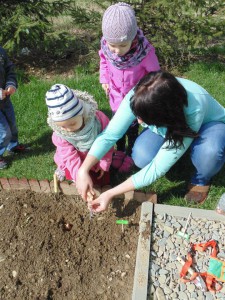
[89,78,225,189]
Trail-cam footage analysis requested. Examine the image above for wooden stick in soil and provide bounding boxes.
[53,173,58,193]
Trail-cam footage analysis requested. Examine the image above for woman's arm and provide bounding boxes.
[95,110,113,172]
[76,89,136,199]
[89,89,136,159]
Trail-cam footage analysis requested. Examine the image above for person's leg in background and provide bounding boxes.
[126,120,139,157]
[116,134,126,153]
[117,120,140,172]
[186,121,225,203]
[4,99,29,153]
[3,99,19,151]
[0,108,12,168]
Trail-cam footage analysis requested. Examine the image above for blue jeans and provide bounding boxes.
[132,122,225,186]
[0,99,18,156]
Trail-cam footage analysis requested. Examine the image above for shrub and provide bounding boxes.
[0,0,73,55]
[134,0,225,67]
[70,0,225,68]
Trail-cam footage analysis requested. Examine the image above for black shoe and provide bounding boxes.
[8,144,30,154]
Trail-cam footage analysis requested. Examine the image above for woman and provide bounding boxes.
[76,71,225,212]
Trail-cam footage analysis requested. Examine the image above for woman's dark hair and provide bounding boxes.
[130,71,198,148]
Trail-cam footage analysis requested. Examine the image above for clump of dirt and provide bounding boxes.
[0,189,141,300]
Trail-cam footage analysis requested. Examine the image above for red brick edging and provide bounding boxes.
[0,177,157,203]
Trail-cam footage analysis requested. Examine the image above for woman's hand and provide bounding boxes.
[76,167,94,201]
[88,191,113,213]
[88,177,135,213]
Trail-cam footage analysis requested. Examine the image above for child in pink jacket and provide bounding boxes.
[99,2,160,172]
[45,84,113,186]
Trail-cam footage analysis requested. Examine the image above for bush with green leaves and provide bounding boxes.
[0,0,73,55]
[70,0,225,68]
[1,0,224,67]
[134,0,225,66]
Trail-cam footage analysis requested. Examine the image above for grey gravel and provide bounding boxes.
[148,213,225,300]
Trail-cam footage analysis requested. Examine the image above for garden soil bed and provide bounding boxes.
[0,189,141,300]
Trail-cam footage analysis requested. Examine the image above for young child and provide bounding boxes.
[45,84,113,186]
[0,46,28,169]
[99,2,160,172]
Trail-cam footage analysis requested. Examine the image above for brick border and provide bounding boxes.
[0,177,157,203]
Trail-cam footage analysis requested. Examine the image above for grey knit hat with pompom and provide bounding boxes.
[102,2,138,43]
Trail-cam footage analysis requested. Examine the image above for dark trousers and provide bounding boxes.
[116,120,139,156]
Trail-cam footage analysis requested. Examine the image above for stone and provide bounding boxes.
[8,177,22,190]
[39,179,51,193]
[29,179,41,192]
[145,192,157,204]
[134,190,146,202]
[155,287,166,300]
[0,178,10,190]
[18,178,30,190]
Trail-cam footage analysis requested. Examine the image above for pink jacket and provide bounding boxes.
[99,46,160,112]
[52,110,113,181]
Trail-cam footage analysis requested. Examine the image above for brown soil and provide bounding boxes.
[0,189,141,300]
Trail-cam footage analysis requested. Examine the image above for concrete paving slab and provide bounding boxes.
[132,202,153,300]
[154,204,225,222]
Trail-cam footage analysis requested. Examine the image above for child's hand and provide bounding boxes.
[87,190,95,201]
[6,86,16,96]
[95,166,104,179]
[76,168,94,201]
[102,83,109,96]
[0,89,7,100]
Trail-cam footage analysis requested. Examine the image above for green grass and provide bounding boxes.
[1,61,225,210]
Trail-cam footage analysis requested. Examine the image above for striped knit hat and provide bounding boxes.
[45,84,83,122]
[102,2,137,43]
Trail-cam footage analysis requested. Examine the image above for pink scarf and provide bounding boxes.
[101,29,152,70]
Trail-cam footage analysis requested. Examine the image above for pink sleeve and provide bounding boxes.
[99,49,109,84]
[52,133,83,181]
[95,111,114,171]
[143,46,160,72]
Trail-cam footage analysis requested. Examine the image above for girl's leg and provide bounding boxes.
[132,128,164,168]
[126,120,139,156]
[116,134,126,152]
[0,110,12,156]
[190,122,225,185]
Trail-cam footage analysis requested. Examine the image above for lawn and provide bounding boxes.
[0,61,225,210]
